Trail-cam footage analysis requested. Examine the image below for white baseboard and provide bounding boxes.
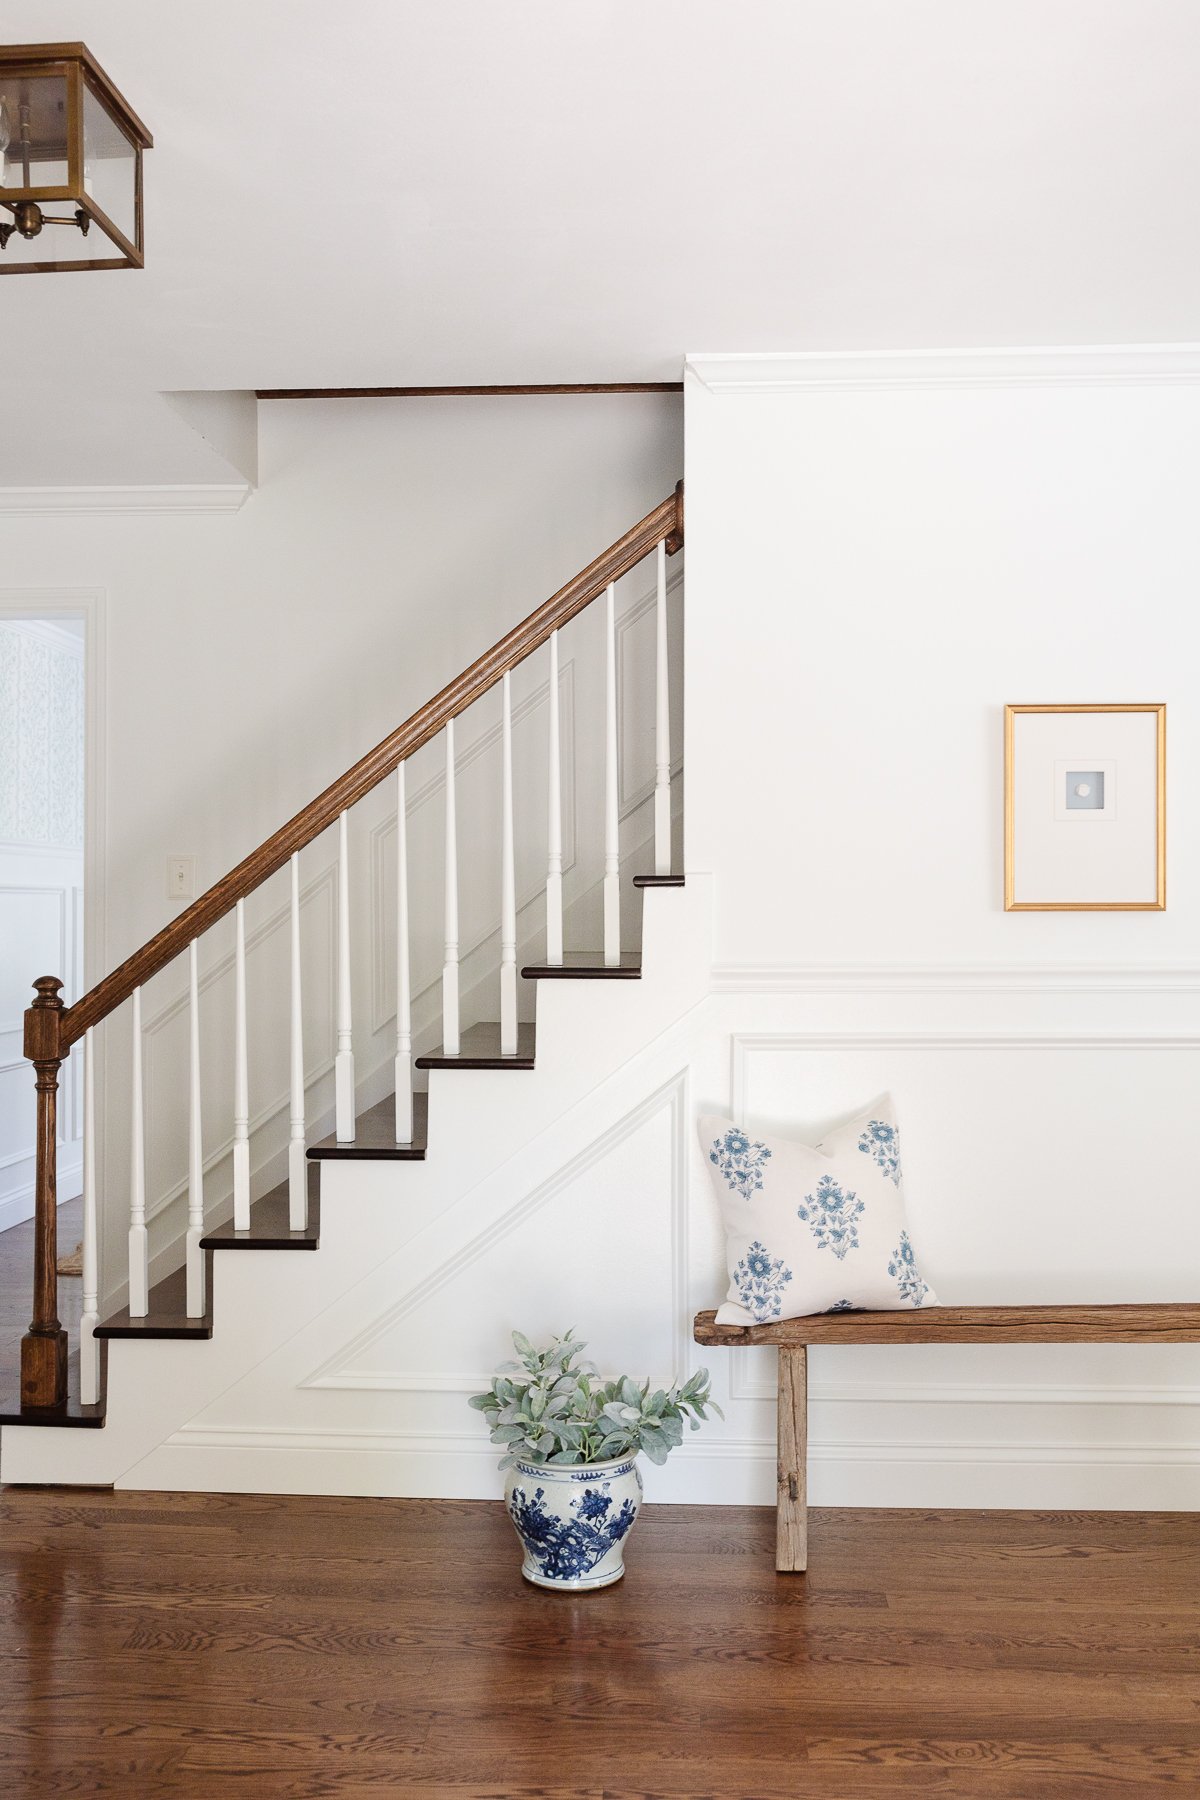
[0,1188,35,1235]
[0,1151,82,1235]
[122,1425,1200,1511]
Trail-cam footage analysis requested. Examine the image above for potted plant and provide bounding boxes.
[469,1330,721,1590]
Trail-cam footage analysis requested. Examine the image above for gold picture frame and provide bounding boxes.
[1004,703,1166,912]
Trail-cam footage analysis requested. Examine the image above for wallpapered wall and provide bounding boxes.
[0,621,85,852]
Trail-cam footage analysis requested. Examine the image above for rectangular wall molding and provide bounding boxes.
[141,862,338,1043]
[615,561,685,816]
[140,862,337,1225]
[367,658,578,1035]
[726,1029,1200,1429]
[303,1068,693,1397]
[731,1036,1200,1099]
[728,1364,1200,1407]
[712,963,1200,995]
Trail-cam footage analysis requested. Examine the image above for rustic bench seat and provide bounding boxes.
[693,1304,1200,1572]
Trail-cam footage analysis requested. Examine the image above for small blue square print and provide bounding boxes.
[1066,771,1105,810]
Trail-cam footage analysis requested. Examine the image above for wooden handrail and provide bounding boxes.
[58,482,683,1050]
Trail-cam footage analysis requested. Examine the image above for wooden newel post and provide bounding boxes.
[21,976,68,1411]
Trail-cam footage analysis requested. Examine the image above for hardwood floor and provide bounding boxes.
[0,1489,1197,1797]
[0,1198,82,1375]
[1,1216,1197,1795]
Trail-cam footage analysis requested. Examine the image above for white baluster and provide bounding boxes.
[128,986,148,1316]
[500,671,518,1054]
[546,629,563,965]
[442,717,460,1055]
[289,853,307,1228]
[186,939,205,1316]
[654,539,672,876]
[79,1026,99,1403]
[603,580,620,966]
[335,809,355,1141]
[232,898,250,1230]
[395,762,413,1143]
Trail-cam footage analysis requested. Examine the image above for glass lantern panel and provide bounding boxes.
[82,82,136,247]
[0,71,70,193]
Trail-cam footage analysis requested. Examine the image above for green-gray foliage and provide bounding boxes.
[468,1330,723,1471]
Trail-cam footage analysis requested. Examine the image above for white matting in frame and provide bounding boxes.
[1004,704,1165,911]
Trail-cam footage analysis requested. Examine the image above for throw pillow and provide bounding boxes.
[699,1095,937,1324]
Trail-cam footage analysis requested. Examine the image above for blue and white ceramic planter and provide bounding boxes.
[504,1453,643,1590]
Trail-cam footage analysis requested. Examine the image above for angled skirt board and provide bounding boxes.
[693,1304,1200,1572]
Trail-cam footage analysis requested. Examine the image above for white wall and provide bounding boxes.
[0,394,681,1305]
[0,619,85,1229]
[11,870,1200,1510]
[677,347,1200,1507]
[685,350,1200,964]
[14,356,1199,1512]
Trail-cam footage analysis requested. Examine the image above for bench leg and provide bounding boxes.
[776,1345,807,1572]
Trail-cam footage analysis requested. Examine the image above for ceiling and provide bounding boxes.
[4,0,1199,485]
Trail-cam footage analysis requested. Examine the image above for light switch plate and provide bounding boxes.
[167,855,195,900]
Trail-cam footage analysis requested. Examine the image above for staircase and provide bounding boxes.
[0,486,694,1491]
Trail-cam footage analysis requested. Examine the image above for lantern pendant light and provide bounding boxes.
[0,42,152,273]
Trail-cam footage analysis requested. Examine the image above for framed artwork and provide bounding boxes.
[1004,704,1166,911]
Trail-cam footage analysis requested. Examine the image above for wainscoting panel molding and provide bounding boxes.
[616,562,684,816]
[142,863,337,1224]
[305,1068,692,1398]
[723,1029,1200,1456]
[368,658,578,1036]
[712,964,1200,995]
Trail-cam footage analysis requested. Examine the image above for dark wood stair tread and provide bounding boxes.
[633,873,684,887]
[416,1021,535,1070]
[0,1350,106,1428]
[521,952,641,979]
[97,1179,321,1341]
[309,1091,429,1161]
[96,1265,211,1341]
[201,1172,321,1250]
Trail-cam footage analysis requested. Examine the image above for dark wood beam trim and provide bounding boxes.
[254,383,684,400]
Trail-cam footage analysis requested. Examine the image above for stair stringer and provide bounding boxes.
[0,878,712,1489]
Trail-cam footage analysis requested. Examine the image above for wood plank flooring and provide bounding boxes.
[1,1210,1198,1795]
[0,1197,82,1375]
[0,1488,1197,1797]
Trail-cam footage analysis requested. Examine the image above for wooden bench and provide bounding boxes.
[693,1304,1200,1572]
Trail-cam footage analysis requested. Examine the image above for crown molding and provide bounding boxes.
[0,483,251,516]
[685,345,1200,395]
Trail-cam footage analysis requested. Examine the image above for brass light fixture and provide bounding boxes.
[0,42,152,273]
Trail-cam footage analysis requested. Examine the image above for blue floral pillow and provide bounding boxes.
[699,1096,937,1324]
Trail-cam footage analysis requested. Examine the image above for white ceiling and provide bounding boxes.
[4,0,1199,484]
